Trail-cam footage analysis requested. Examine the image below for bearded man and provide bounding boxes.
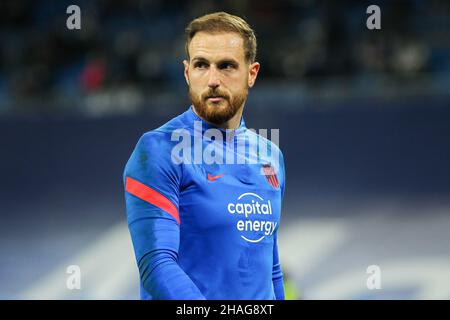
[123,12,286,300]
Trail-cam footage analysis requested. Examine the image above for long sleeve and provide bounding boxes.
[272,150,286,300]
[124,132,205,300]
[272,235,285,300]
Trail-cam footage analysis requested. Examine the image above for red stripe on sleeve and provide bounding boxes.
[125,176,180,224]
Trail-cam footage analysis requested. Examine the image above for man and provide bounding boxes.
[123,12,286,300]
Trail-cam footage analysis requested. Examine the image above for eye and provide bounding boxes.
[219,62,237,70]
[194,61,208,69]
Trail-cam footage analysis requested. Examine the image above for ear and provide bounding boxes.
[248,62,260,88]
[183,60,190,85]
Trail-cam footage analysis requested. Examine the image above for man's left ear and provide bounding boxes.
[183,60,190,85]
[248,62,260,88]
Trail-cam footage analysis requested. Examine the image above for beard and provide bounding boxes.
[189,85,248,126]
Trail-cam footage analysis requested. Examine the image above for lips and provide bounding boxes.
[207,96,224,102]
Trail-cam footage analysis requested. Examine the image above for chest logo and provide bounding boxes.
[227,192,277,243]
[262,164,279,189]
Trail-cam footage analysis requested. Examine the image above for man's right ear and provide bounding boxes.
[183,60,190,85]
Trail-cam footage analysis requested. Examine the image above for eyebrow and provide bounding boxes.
[191,57,209,63]
[191,57,240,66]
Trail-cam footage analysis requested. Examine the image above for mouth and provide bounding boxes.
[207,96,224,103]
[205,94,227,103]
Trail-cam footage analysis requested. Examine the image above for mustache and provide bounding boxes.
[202,89,230,100]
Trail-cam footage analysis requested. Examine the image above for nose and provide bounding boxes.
[207,65,220,89]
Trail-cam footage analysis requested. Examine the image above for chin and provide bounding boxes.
[203,107,235,125]
[206,101,228,111]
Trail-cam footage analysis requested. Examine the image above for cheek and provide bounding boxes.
[189,73,208,88]
[228,75,249,92]
[188,76,203,91]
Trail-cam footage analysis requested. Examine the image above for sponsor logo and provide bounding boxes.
[227,192,277,243]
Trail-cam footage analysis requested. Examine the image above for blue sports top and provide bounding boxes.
[123,106,285,300]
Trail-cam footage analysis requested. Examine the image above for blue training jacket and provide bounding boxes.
[123,106,285,300]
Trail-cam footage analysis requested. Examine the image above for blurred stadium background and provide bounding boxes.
[1,0,450,299]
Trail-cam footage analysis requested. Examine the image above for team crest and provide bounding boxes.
[262,164,279,189]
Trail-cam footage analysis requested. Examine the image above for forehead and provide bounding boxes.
[188,31,245,61]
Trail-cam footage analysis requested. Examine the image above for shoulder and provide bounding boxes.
[246,129,285,165]
[246,129,283,152]
[137,130,173,152]
[126,118,187,174]
[137,112,191,152]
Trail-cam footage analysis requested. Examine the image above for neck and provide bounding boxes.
[193,105,244,130]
